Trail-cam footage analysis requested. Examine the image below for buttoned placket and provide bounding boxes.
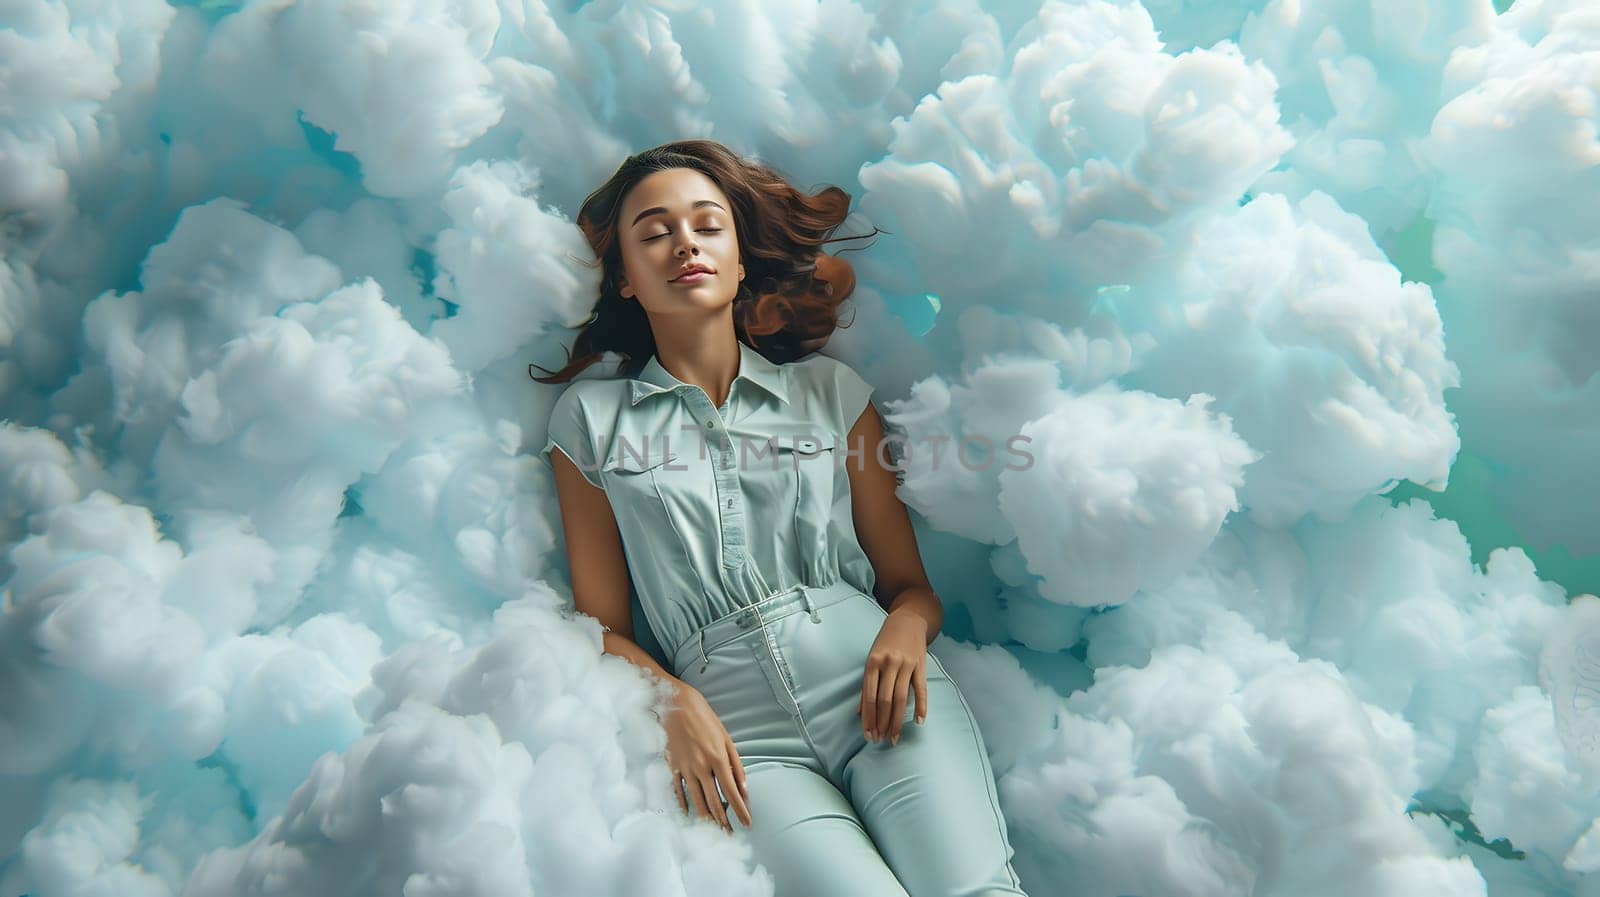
[692,386,823,623]
[677,385,749,571]
[671,368,823,701]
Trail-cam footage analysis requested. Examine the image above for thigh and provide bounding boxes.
[842,672,1030,897]
[735,762,910,897]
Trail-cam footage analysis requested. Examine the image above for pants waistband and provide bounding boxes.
[671,580,865,677]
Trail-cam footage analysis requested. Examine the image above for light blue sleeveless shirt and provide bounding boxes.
[540,340,878,669]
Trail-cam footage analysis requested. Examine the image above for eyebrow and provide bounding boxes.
[631,200,727,228]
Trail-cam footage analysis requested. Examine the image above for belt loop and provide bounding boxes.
[699,629,709,673]
[800,586,820,623]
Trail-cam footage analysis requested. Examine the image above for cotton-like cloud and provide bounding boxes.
[1,778,175,897]
[0,0,179,429]
[0,0,175,217]
[1540,595,1600,777]
[933,608,1487,897]
[72,198,467,619]
[354,418,561,618]
[4,0,1598,894]
[198,0,503,198]
[1084,497,1569,793]
[0,488,387,831]
[1072,494,1600,892]
[1470,686,1600,878]
[1114,190,1460,527]
[293,198,441,334]
[0,422,121,565]
[1418,0,1600,554]
[185,592,773,897]
[857,0,1293,309]
[2,492,250,776]
[883,347,1255,577]
[428,160,609,372]
[1240,0,1497,233]
[75,199,345,461]
[999,384,1258,608]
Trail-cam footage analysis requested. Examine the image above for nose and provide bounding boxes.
[673,228,701,257]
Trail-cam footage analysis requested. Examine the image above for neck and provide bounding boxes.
[651,319,741,407]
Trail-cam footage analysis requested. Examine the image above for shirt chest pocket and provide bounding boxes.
[599,439,723,561]
[736,423,840,548]
[599,445,680,515]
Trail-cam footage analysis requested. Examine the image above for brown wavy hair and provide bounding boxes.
[530,140,883,384]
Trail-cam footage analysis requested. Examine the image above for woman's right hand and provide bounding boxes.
[662,682,753,832]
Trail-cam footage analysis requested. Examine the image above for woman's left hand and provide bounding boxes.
[858,608,929,745]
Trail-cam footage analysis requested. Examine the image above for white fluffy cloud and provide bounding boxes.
[999,385,1257,607]
[198,0,504,198]
[1418,0,1600,554]
[185,593,773,897]
[934,609,1488,897]
[3,0,1598,894]
[857,0,1293,309]
[1115,190,1461,527]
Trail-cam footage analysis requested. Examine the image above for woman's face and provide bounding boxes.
[614,167,743,316]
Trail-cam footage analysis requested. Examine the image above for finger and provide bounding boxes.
[700,775,730,831]
[861,664,881,740]
[875,663,898,741]
[686,771,712,823]
[668,761,689,813]
[727,737,751,811]
[888,666,911,744]
[914,661,929,725]
[673,773,689,815]
[708,748,743,830]
[724,774,753,829]
[719,761,753,830]
[702,764,731,831]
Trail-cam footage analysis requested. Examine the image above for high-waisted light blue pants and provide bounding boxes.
[671,581,1029,897]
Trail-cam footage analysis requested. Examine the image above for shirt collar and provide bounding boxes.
[629,339,790,406]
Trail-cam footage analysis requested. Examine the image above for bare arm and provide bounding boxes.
[549,445,753,829]
[549,447,682,690]
[843,403,943,646]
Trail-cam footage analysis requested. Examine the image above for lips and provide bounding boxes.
[671,266,714,282]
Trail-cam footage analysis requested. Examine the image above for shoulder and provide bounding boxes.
[784,351,875,433]
[549,375,630,420]
[786,351,869,393]
[793,351,871,390]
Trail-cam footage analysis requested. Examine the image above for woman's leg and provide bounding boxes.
[688,590,1028,896]
[734,761,911,897]
[839,668,1030,897]
[678,624,911,896]
[766,592,1031,896]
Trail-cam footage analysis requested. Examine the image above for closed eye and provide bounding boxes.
[645,228,723,241]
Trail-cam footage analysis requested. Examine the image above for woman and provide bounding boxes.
[533,140,1029,897]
